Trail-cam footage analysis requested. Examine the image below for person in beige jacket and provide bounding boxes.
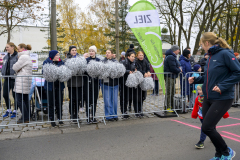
[13,43,33,124]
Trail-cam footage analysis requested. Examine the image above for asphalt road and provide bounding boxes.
[0,111,240,160]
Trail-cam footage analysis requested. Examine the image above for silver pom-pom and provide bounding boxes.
[87,60,105,78]
[109,61,119,79]
[116,63,126,78]
[96,54,105,61]
[99,61,111,79]
[125,73,139,88]
[57,65,73,82]
[135,71,144,84]
[64,58,79,76]
[140,77,155,91]
[76,57,87,75]
[43,63,59,82]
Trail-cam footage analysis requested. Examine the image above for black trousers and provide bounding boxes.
[84,78,99,121]
[202,98,233,157]
[3,78,17,110]
[132,86,146,113]
[68,87,83,119]
[17,93,29,120]
[120,82,130,114]
[48,87,63,121]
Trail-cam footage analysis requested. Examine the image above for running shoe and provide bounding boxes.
[195,141,204,149]
[220,147,236,160]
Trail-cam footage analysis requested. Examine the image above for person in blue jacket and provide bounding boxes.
[164,45,181,111]
[179,49,192,97]
[189,32,240,160]
[43,50,65,127]
[83,45,100,124]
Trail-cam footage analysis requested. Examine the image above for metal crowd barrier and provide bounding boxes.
[0,73,186,128]
[3,71,239,129]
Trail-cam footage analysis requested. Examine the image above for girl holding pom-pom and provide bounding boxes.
[134,51,151,117]
[120,52,136,119]
[84,46,100,124]
[101,49,119,121]
[43,50,65,127]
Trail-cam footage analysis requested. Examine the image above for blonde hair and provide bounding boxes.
[7,42,18,52]
[18,43,32,50]
[197,85,202,90]
[200,32,231,50]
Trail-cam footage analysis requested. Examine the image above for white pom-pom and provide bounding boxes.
[76,57,87,75]
[116,63,126,78]
[96,54,105,61]
[125,73,139,88]
[99,61,111,79]
[135,71,144,84]
[87,61,105,78]
[57,65,73,82]
[140,77,155,91]
[64,58,79,76]
[109,61,119,79]
[43,63,59,82]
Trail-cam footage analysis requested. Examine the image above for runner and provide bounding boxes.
[189,32,240,160]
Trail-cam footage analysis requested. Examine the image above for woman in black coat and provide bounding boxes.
[134,51,151,117]
[120,52,136,119]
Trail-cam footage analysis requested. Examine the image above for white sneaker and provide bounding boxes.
[80,108,85,113]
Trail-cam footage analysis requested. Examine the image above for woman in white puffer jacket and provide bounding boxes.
[13,43,33,124]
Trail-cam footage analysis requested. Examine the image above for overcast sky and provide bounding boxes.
[78,0,151,11]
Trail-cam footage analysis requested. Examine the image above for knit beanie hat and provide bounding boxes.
[204,53,208,57]
[121,52,126,56]
[89,45,97,53]
[49,50,59,59]
[183,49,190,58]
[193,64,201,71]
[130,44,134,49]
[69,45,77,53]
[170,45,179,52]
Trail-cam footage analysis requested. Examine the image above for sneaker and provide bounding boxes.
[59,121,64,125]
[135,113,141,118]
[92,118,98,124]
[195,141,204,149]
[167,108,174,113]
[80,108,85,113]
[86,119,92,125]
[17,119,29,124]
[107,118,114,122]
[209,157,221,160]
[10,112,16,119]
[3,111,12,118]
[220,147,236,160]
[51,122,57,127]
[114,118,118,121]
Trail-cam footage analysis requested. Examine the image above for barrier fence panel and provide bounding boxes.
[184,72,204,111]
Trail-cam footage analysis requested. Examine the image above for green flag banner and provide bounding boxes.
[125,0,165,94]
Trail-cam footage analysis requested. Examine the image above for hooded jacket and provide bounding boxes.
[101,58,119,86]
[43,57,65,91]
[194,45,240,100]
[12,50,32,94]
[1,51,18,78]
[179,55,192,96]
[164,49,181,78]
[64,52,83,88]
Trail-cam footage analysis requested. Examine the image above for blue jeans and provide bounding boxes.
[152,80,159,95]
[200,119,207,142]
[102,85,118,120]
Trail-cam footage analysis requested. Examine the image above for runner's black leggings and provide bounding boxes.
[202,98,233,157]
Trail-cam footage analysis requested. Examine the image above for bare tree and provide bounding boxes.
[0,0,43,43]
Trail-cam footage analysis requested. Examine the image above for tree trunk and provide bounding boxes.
[234,22,240,52]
